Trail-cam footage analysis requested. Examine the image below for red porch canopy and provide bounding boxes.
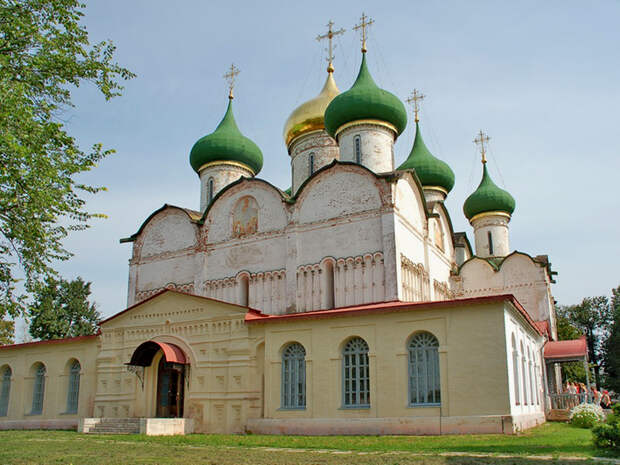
[544,336,587,362]
[128,341,188,366]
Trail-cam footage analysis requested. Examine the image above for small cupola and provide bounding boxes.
[323,14,407,174]
[398,90,454,201]
[463,131,515,258]
[189,65,264,211]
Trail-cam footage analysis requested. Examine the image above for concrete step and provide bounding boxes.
[81,418,141,434]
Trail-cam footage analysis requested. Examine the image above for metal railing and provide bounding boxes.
[549,393,588,410]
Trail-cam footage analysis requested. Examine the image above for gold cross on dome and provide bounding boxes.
[353,12,374,53]
[474,130,491,164]
[316,20,345,73]
[224,63,240,99]
[406,89,425,122]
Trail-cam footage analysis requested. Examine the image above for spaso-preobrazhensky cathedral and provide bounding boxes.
[0,16,584,436]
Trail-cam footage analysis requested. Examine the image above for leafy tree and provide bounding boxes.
[28,276,100,340]
[558,297,615,389]
[0,319,14,345]
[0,0,134,319]
[603,286,620,392]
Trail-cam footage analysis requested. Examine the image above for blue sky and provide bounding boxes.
[49,1,619,321]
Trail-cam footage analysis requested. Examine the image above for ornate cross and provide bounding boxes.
[406,89,425,123]
[474,130,491,164]
[224,63,240,99]
[353,12,374,53]
[316,20,345,73]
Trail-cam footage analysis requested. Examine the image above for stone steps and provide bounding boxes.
[80,418,141,434]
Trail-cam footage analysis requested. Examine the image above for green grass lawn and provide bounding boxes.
[0,422,617,465]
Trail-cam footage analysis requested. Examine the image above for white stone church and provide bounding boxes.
[0,20,581,435]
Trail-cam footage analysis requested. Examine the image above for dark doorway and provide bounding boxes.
[156,357,185,418]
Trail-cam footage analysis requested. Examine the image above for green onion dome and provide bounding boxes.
[398,122,455,193]
[189,99,263,175]
[463,164,515,220]
[324,53,407,138]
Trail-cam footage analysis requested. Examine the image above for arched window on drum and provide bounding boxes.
[408,332,440,406]
[281,343,306,409]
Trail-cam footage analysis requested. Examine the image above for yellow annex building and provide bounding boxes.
[0,18,581,435]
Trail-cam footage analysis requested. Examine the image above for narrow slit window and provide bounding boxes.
[488,231,494,255]
[309,153,315,176]
[208,178,214,204]
[354,136,361,164]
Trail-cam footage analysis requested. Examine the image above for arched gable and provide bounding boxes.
[204,178,289,243]
[428,202,456,260]
[138,207,199,258]
[294,163,384,225]
[394,175,427,232]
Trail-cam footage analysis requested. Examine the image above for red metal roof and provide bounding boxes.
[0,334,98,351]
[128,340,188,366]
[534,320,551,338]
[245,294,543,336]
[544,336,587,361]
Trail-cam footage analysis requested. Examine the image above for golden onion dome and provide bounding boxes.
[283,71,340,148]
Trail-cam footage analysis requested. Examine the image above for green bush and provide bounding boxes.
[592,416,620,450]
[569,403,605,428]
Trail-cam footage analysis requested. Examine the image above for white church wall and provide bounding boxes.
[139,209,198,258]
[503,307,545,430]
[135,255,196,298]
[295,217,384,265]
[455,253,554,323]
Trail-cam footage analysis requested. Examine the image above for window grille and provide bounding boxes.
[354,136,361,164]
[31,364,46,415]
[281,343,306,409]
[342,337,370,407]
[0,367,11,416]
[66,361,81,414]
[408,332,440,405]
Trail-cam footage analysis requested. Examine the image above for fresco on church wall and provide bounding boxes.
[232,196,258,238]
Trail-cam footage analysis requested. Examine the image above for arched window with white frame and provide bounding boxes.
[281,343,306,409]
[0,366,11,417]
[528,347,534,405]
[66,360,81,414]
[408,332,441,406]
[31,363,46,415]
[511,334,520,405]
[520,341,528,405]
[342,337,369,408]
